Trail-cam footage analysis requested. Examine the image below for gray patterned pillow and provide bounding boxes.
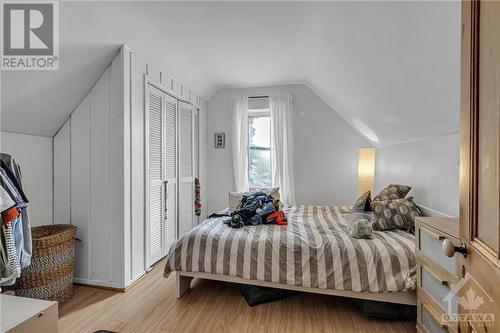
[352,191,372,212]
[371,197,422,231]
[373,184,411,201]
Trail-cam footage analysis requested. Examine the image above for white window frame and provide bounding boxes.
[247,108,272,190]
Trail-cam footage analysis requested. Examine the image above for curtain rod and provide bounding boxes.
[248,94,295,99]
[248,95,269,99]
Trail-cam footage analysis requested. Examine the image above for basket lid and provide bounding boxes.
[31,224,77,247]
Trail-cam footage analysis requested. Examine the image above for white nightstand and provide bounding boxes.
[1,294,58,333]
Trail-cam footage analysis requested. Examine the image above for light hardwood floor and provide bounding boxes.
[59,259,416,333]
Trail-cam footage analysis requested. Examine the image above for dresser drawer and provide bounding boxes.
[421,303,448,333]
[418,289,459,333]
[418,226,458,276]
[419,265,458,315]
[418,297,457,333]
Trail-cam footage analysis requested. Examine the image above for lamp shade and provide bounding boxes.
[358,147,376,196]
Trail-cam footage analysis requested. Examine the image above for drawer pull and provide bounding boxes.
[423,303,447,329]
[423,266,448,286]
[423,228,446,241]
[443,239,468,258]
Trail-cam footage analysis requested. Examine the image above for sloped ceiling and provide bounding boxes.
[1,1,460,146]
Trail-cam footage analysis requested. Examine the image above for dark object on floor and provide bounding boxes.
[94,331,118,333]
[239,284,299,306]
[354,300,417,320]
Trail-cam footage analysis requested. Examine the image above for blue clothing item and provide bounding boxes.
[0,220,20,286]
[0,157,32,268]
[19,210,31,268]
[0,167,27,209]
[0,159,28,203]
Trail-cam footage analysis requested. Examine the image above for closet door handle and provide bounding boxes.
[164,180,168,214]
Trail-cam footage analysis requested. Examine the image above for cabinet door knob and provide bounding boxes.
[442,239,468,258]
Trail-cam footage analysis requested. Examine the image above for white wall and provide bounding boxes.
[53,50,127,289]
[375,133,460,216]
[53,45,208,288]
[0,132,53,226]
[207,84,369,213]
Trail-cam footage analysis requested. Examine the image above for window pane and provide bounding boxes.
[248,115,271,189]
[248,148,272,189]
[249,116,270,148]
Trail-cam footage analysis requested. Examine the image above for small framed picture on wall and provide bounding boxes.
[215,133,225,148]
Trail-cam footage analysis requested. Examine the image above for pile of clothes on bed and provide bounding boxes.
[218,191,287,229]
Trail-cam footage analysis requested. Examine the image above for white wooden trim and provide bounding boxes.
[73,277,124,289]
[418,205,454,218]
[143,74,151,270]
[145,75,192,106]
[248,108,270,117]
[176,271,417,305]
[125,271,147,288]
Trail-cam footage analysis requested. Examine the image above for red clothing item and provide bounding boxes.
[2,207,19,226]
[266,210,288,225]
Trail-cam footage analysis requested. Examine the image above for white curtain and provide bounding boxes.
[231,96,249,192]
[270,94,296,205]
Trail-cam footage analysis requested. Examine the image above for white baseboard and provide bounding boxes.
[73,278,124,290]
[125,271,147,288]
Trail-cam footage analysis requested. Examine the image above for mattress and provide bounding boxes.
[164,205,416,293]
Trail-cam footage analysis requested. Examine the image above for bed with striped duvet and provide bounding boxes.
[164,205,417,293]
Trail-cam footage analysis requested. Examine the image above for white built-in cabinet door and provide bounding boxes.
[145,82,196,267]
[178,101,195,238]
[164,94,178,249]
[146,84,166,266]
[70,96,91,280]
[53,120,71,225]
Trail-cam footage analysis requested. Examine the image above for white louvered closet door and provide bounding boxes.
[164,94,178,247]
[146,84,166,266]
[178,101,195,238]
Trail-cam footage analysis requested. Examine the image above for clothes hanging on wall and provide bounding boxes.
[0,153,32,286]
[194,177,201,217]
[0,224,14,281]
[0,183,16,282]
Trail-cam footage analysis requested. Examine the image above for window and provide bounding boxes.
[248,110,272,190]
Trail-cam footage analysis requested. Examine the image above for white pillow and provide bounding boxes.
[228,187,282,212]
[228,191,251,212]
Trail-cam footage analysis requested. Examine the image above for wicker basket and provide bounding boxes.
[8,224,77,305]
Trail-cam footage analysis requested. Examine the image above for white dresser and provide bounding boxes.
[415,217,460,333]
[0,295,58,333]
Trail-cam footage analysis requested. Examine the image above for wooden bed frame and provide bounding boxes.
[176,271,417,305]
[174,205,452,306]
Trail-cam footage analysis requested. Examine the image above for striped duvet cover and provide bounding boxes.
[164,205,417,293]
